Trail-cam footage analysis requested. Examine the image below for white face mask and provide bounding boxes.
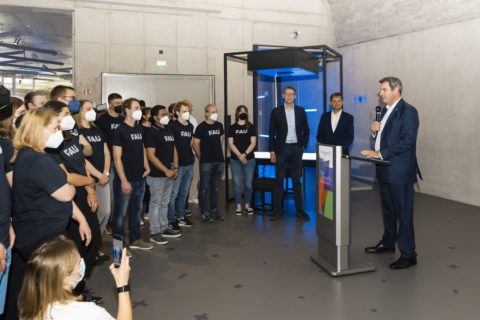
[181,111,190,121]
[209,113,218,122]
[69,258,86,289]
[84,110,96,122]
[132,110,142,121]
[45,130,64,149]
[159,115,170,126]
[60,115,75,131]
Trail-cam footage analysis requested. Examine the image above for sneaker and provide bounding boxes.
[140,219,145,226]
[210,210,224,221]
[213,215,225,221]
[150,234,168,245]
[185,209,192,217]
[178,217,195,228]
[82,291,104,305]
[162,228,182,238]
[169,220,182,232]
[144,213,149,220]
[201,213,214,223]
[129,239,153,250]
[235,209,243,216]
[105,225,112,235]
[245,207,254,215]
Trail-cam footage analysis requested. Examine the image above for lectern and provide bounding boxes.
[311,144,389,276]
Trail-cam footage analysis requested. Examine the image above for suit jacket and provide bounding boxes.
[316,110,354,155]
[376,98,420,184]
[269,105,310,153]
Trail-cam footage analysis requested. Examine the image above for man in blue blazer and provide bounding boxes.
[316,92,354,155]
[269,86,310,221]
[361,76,421,270]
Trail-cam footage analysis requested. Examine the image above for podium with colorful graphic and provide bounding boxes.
[311,144,389,277]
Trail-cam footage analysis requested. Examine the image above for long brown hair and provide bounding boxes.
[0,97,23,139]
[74,100,96,129]
[18,236,80,320]
[12,108,58,161]
[234,105,252,129]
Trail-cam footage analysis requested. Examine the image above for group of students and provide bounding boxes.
[0,84,257,319]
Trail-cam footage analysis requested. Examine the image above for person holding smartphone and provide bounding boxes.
[18,235,132,320]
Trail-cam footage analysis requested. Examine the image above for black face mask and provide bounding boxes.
[114,106,122,114]
[239,113,248,121]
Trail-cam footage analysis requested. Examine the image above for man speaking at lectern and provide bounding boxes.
[361,76,421,270]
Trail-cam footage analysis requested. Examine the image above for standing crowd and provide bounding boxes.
[0,84,258,320]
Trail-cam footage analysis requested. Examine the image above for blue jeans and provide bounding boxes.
[0,247,12,314]
[168,164,193,221]
[230,158,255,206]
[146,176,174,235]
[112,177,146,244]
[199,162,224,216]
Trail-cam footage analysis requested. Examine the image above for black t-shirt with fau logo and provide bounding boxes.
[194,121,224,163]
[145,124,175,178]
[95,113,125,152]
[12,148,72,251]
[79,127,106,173]
[169,120,194,166]
[0,138,13,173]
[112,123,145,181]
[227,123,256,160]
[47,135,87,176]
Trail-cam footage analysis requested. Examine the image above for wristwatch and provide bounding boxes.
[117,284,130,293]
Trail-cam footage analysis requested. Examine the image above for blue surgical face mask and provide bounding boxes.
[68,99,80,114]
[69,258,86,289]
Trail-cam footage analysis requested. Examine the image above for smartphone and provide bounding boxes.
[113,234,123,268]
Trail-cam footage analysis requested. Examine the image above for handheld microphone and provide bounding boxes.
[375,106,381,122]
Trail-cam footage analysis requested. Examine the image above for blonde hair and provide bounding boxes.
[19,235,80,320]
[12,108,58,161]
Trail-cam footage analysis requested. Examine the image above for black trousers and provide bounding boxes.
[68,187,101,278]
[273,144,303,212]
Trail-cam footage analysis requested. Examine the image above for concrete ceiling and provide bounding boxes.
[327,0,480,47]
[0,6,72,79]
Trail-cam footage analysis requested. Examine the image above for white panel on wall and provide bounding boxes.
[144,14,177,46]
[207,18,243,50]
[177,47,208,74]
[110,44,144,73]
[109,11,144,45]
[177,16,207,48]
[144,46,177,74]
[74,8,107,43]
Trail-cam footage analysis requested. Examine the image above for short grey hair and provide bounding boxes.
[379,76,403,94]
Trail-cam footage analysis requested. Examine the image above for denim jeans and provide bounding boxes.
[0,247,12,314]
[199,162,224,216]
[168,164,193,221]
[112,176,146,244]
[147,176,174,235]
[230,158,255,206]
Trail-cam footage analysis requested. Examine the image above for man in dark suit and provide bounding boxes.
[269,86,310,221]
[316,92,354,155]
[361,76,421,270]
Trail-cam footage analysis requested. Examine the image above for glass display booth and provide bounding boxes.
[223,45,343,200]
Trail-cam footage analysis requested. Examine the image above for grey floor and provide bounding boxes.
[90,185,480,320]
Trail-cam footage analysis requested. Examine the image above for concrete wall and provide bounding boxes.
[341,17,480,206]
[0,0,335,119]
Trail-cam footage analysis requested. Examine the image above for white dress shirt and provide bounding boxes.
[374,98,401,152]
[331,110,342,133]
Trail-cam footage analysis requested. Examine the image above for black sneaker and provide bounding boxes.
[201,213,214,223]
[82,292,104,305]
[169,220,182,232]
[162,228,182,238]
[178,217,195,228]
[150,234,168,245]
[185,209,192,217]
